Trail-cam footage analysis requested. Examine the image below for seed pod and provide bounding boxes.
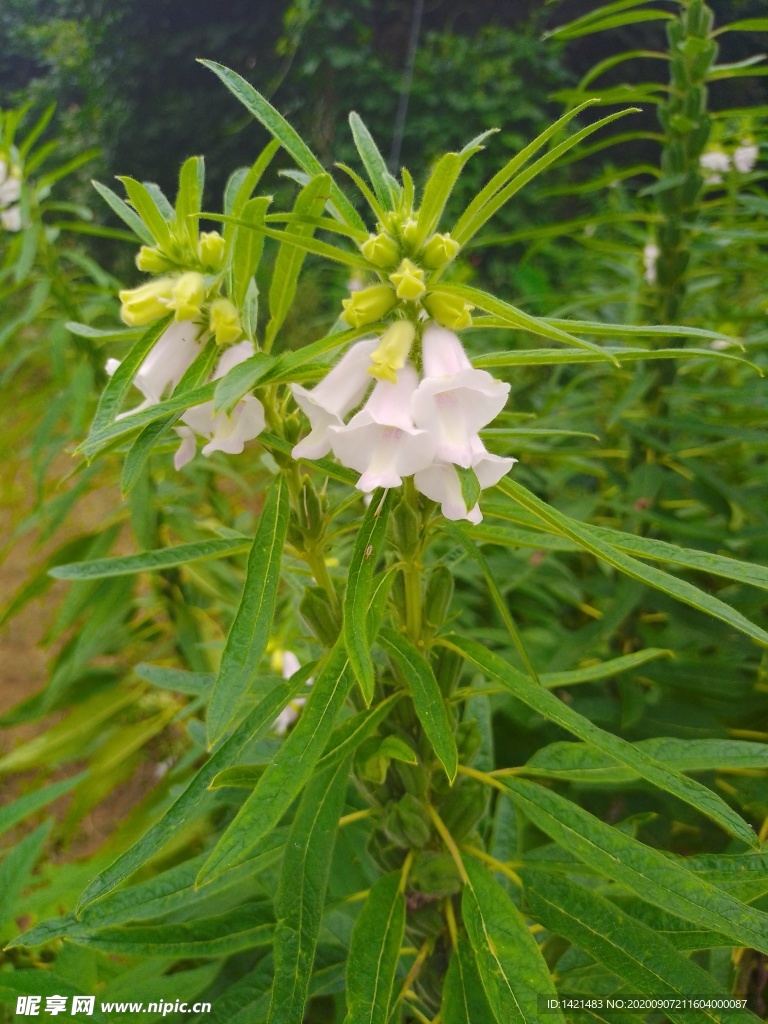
[411,851,462,898]
[395,793,432,848]
[425,566,454,630]
[299,585,340,645]
[391,494,420,554]
[299,477,325,540]
[433,645,463,697]
[456,719,483,764]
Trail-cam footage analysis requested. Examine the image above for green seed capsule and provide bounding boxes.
[425,565,454,630]
[299,585,340,645]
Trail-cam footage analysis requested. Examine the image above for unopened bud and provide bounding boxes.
[199,231,226,270]
[439,778,486,840]
[209,298,241,346]
[135,246,176,274]
[424,289,473,330]
[400,217,420,246]
[361,232,400,269]
[390,258,426,303]
[421,232,460,269]
[299,478,324,539]
[425,565,454,629]
[367,320,416,383]
[168,272,206,322]
[393,794,431,848]
[411,851,462,898]
[119,277,175,326]
[391,494,420,554]
[341,283,397,328]
[456,719,483,763]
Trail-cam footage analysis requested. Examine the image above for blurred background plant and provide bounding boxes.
[1,0,768,1021]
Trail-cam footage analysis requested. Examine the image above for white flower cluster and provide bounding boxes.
[291,323,515,523]
[700,142,759,183]
[272,650,313,735]
[0,159,22,232]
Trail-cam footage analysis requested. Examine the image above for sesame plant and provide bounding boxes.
[2,49,768,1024]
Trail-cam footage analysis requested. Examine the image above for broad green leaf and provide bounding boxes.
[117,175,173,248]
[77,680,299,911]
[455,466,481,511]
[348,112,398,211]
[685,853,768,902]
[265,174,332,349]
[496,477,768,646]
[524,871,758,1024]
[0,774,85,839]
[523,738,768,784]
[462,857,564,1023]
[75,901,273,956]
[442,937,495,1024]
[344,872,405,1024]
[50,537,250,580]
[91,179,155,245]
[0,821,51,925]
[444,636,757,848]
[207,475,289,743]
[343,489,393,704]
[269,758,350,1024]
[200,61,365,231]
[503,778,768,954]
[0,973,109,1024]
[379,628,457,781]
[197,641,352,885]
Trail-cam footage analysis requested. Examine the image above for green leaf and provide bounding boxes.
[414,151,465,247]
[503,778,768,954]
[524,871,759,1024]
[538,649,673,689]
[0,821,51,925]
[316,693,402,771]
[212,353,275,415]
[445,636,757,848]
[197,641,352,885]
[265,174,332,349]
[455,466,481,512]
[376,736,418,765]
[134,663,214,695]
[75,901,273,956]
[117,175,173,248]
[209,764,267,789]
[496,477,768,646]
[0,774,85,839]
[77,680,299,911]
[348,112,398,211]
[200,61,364,231]
[120,414,179,495]
[269,758,350,1024]
[175,155,204,246]
[208,475,289,744]
[91,179,155,245]
[344,872,405,1024]
[343,490,393,704]
[232,196,270,310]
[462,857,564,1023]
[50,536,250,580]
[522,738,768,784]
[379,629,457,781]
[442,937,495,1024]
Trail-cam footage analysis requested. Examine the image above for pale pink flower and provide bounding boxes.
[415,437,516,524]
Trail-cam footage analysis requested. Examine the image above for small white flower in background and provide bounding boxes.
[272,650,312,736]
[105,320,203,417]
[291,338,378,460]
[0,204,21,232]
[734,142,759,175]
[0,159,22,233]
[643,242,660,286]
[174,341,265,470]
[329,363,436,491]
[700,149,731,184]
[412,324,510,468]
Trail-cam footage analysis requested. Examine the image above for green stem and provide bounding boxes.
[403,477,423,643]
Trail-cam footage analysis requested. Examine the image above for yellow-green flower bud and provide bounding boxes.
[421,232,460,269]
[340,283,397,328]
[167,271,206,322]
[135,246,176,274]
[424,289,474,330]
[361,232,400,268]
[400,217,420,247]
[367,320,416,383]
[118,277,175,326]
[199,231,226,271]
[209,297,241,346]
[389,258,426,302]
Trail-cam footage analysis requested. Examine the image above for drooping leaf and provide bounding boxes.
[343,872,405,1024]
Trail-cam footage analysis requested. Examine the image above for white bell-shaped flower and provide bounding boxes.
[643,242,659,285]
[1,205,21,232]
[415,437,516,524]
[174,341,265,469]
[411,324,510,468]
[106,320,204,418]
[734,143,759,174]
[329,363,436,491]
[0,174,21,207]
[291,338,378,459]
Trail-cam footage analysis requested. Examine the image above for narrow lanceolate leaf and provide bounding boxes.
[503,778,768,955]
[379,629,457,781]
[75,902,273,956]
[0,774,85,839]
[207,476,289,744]
[462,857,564,1024]
[91,179,155,245]
[344,873,405,1024]
[200,61,365,231]
[0,821,51,925]
[445,636,757,848]
[343,490,393,704]
[269,759,350,1024]
[442,937,495,1024]
[524,871,762,1024]
[198,641,352,885]
[497,476,768,646]
[77,681,298,912]
[348,112,398,211]
[265,174,331,349]
[50,537,251,580]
